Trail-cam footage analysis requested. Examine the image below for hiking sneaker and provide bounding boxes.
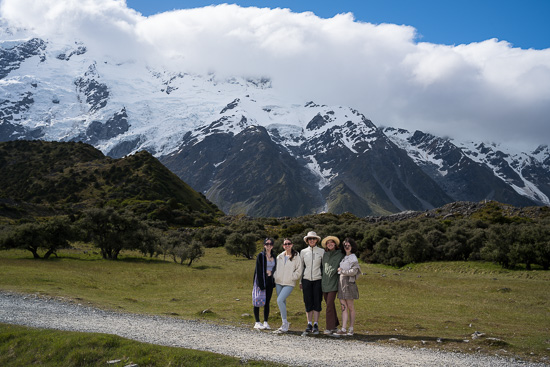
[254,322,265,330]
[312,324,319,334]
[347,327,354,336]
[305,323,313,333]
[278,321,289,332]
[263,321,271,330]
[334,328,347,336]
[323,329,333,335]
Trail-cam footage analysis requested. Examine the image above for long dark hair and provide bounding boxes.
[341,238,358,254]
[262,237,274,256]
[283,238,298,261]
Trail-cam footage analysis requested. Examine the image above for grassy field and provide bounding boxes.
[0,323,282,367]
[1,245,549,364]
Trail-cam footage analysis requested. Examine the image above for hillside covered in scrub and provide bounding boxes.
[1,140,549,270]
[0,140,222,225]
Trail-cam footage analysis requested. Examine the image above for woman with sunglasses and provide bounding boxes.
[335,238,361,336]
[273,238,302,332]
[252,238,277,330]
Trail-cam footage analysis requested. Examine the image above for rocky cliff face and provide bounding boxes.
[385,128,549,207]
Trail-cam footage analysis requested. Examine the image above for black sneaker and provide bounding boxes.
[305,324,313,333]
[312,324,319,334]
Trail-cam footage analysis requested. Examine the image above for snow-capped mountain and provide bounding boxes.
[384,128,550,207]
[1,29,548,216]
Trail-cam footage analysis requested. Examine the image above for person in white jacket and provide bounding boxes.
[273,238,302,332]
[300,231,325,334]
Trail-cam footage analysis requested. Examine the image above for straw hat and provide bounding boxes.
[321,236,340,249]
[303,231,321,244]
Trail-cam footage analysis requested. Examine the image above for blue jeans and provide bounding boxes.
[276,284,294,320]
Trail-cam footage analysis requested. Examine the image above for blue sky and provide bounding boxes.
[126,0,550,50]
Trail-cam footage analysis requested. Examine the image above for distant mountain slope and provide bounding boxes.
[0,29,548,216]
[384,128,549,207]
[0,140,222,221]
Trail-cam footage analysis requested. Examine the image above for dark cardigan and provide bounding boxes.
[253,250,277,290]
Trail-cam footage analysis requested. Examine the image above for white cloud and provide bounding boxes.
[1,0,549,151]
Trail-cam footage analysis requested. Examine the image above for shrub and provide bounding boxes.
[224,232,257,259]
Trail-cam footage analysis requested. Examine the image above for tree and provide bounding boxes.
[79,208,148,260]
[0,217,76,259]
[401,230,433,264]
[136,226,163,258]
[165,230,205,266]
[193,227,228,248]
[1,222,43,258]
[225,232,257,259]
[535,240,550,270]
[40,216,78,259]
[481,224,519,268]
[177,239,204,266]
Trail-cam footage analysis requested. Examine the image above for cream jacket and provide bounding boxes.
[300,245,325,282]
[273,251,303,287]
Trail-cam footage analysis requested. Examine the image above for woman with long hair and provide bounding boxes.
[252,238,277,329]
[335,238,361,336]
[273,238,302,332]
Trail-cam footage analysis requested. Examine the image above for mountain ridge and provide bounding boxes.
[1,31,548,216]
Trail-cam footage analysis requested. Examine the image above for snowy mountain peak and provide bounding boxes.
[1,34,549,216]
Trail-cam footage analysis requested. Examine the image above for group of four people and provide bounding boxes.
[252,231,361,336]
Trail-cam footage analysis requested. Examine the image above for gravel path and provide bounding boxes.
[0,291,546,367]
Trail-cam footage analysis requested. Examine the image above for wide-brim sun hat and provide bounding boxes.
[303,231,321,244]
[321,236,340,249]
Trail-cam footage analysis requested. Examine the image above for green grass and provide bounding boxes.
[0,323,281,367]
[1,246,549,363]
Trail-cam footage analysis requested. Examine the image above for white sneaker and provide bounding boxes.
[263,321,271,330]
[254,322,265,330]
[278,320,289,332]
[347,327,354,336]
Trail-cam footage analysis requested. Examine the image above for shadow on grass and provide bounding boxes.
[192,265,222,270]
[281,331,465,344]
[117,257,170,264]
[40,255,173,264]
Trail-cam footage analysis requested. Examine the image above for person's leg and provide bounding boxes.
[347,299,356,331]
[311,280,322,332]
[339,299,348,330]
[302,279,314,326]
[324,291,338,330]
[264,279,274,322]
[323,292,330,328]
[276,284,284,318]
[254,306,260,323]
[312,280,322,324]
[277,285,294,320]
[313,310,320,323]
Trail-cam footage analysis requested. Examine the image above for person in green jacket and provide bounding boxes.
[321,235,344,335]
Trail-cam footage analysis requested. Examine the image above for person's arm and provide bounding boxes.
[299,251,305,289]
[256,253,266,290]
[292,253,303,281]
[340,261,360,276]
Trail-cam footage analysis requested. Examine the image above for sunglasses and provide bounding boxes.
[283,242,293,246]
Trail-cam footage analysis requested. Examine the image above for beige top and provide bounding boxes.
[300,246,325,282]
[274,251,303,287]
